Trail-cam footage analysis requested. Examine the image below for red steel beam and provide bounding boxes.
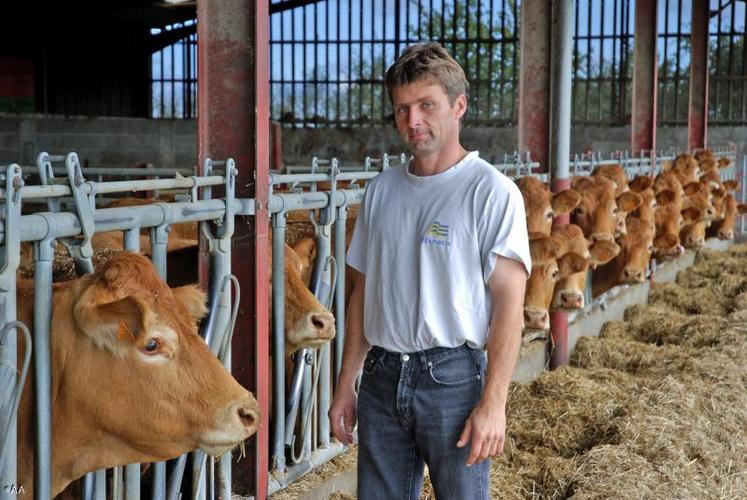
[518,0,551,172]
[197,0,270,497]
[549,178,570,369]
[631,0,658,155]
[689,0,709,151]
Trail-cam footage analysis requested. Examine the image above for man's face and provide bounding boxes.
[391,80,466,157]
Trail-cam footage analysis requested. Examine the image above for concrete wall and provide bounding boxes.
[2,114,746,168]
[0,114,197,167]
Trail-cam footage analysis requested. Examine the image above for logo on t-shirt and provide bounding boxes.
[421,221,451,247]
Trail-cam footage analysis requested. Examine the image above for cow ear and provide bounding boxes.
[655,189,676,206]
[683,182,703,196]
[629,175,654,192]
[681,207,703,224]
[712,187,725,199]
[172,284,209,325]
[738,203,747,214]
[73,286,150,356]
[529,236,561,263]
[589,240,620,266]
[723,180,739,191]
[718,157,731,169]
[617,192,642,212]
[661,160,673,172]
[557,252,588,277]
[552,189,581,214]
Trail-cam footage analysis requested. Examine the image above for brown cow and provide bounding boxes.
[571,175,623,244]
[549,224,618,310]
[515,176,581,235]
[524,234,588,331]
[17,253,259,497]
[592,217,654,295]
[669,154,701,186]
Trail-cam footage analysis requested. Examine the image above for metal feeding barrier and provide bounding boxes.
[0,152,246,500]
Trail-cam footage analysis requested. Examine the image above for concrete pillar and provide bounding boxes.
[197,0,270,496]
[631,0,658,155]
[688,0,709,150]
[518,0,552,172]
[548,0,575,369]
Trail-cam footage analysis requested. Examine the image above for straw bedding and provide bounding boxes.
[277,243,747,499]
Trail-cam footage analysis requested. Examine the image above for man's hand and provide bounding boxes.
[456,401,506,466]
[328,383,358,445]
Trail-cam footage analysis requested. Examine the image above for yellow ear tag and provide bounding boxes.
[117,320,135,342]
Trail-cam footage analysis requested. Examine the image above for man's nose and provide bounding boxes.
[407,107,424,128]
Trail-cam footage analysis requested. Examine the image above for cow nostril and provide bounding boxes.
[310,312,335,333]
[238,406,259,429]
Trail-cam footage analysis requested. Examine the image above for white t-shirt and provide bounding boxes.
[346,151,531,352]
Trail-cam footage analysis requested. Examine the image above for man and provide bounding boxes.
[328,42,530,499]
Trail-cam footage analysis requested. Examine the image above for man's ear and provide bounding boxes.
[454,94,468,120]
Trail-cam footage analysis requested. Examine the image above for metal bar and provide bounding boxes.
[20,166,196,177]
[125,464,141,500]
[674,0,683,119]
[518,0,551,172]
[271,213,287,472]
[94,469,106,500]
[549,0,574,369]
[33,238,55,500]
[631,0,658,155]
[689,0,710,150]
[333,205,347,380]
[12,200,228,244]
[11,176,224,201]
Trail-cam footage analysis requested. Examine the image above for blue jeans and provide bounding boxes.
[357,344,490,500]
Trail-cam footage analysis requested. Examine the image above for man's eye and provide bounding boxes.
[423,101,434,109]
[396,106,407,114]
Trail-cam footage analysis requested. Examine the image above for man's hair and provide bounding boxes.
[385,42,469,106]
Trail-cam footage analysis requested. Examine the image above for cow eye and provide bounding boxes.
[545,211,554,219]
[144,339,159,353]
[551,269,560,279]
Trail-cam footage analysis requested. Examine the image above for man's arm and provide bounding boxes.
[328,268,370,445]
[457,255,527,465]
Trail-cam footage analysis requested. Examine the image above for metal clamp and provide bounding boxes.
[64,153,95,262]
[0,165,23,292]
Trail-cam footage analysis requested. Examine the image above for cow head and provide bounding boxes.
[671,154,700,186]
[524,234,587,331]
[270,242,336,355]
[613,217,654,284]
[593,164,628,197]
[653,200,685,261]
[516,176,581,235]
[36,253,259,495]
[571,176,619,243]
[549,224,615,311]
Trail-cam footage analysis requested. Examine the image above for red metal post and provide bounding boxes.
[271,121,283,171]
[689,0,709,151]
[197,0,270,497]
[549,178,571,369]
[518,0,551,172]
[631,0,658,155]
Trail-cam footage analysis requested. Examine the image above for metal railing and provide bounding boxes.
[0,152,245,500]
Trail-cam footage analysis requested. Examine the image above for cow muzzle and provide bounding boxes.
[523,307,550,331]
[200,395,261,456]
[553,290,584,310]
[620,266,645,284]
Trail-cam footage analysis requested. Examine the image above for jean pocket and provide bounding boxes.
[427,353,482,386]
[362,353,380,375]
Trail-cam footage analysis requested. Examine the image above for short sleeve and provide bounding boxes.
[479,181,532,284]
[346,190,369,274]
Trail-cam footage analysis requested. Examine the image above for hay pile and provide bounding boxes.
[17,248,120,281]
[272,244,747,499]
